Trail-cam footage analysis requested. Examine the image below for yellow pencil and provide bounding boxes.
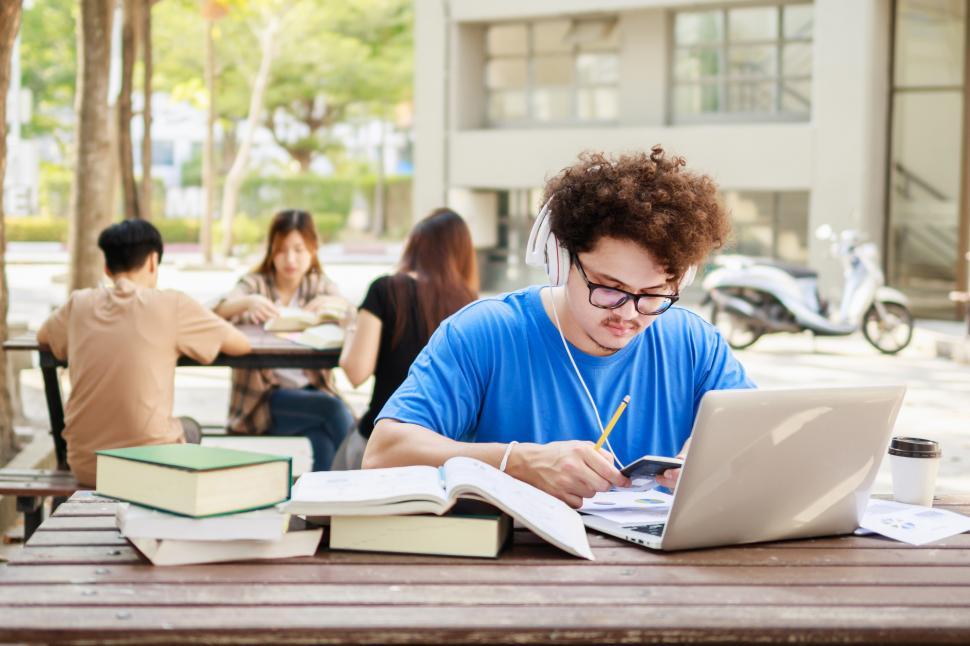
[594,395,630,450]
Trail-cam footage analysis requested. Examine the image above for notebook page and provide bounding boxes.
[442,457,594,560]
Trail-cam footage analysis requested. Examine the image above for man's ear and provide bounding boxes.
[149,251,159,273]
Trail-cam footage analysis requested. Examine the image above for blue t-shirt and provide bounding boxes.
[378,286,755,464]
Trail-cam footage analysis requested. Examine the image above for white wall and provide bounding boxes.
[448,124,812,191]
[413,0,449,225]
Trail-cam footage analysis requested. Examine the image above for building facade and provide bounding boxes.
[413,0,968,318]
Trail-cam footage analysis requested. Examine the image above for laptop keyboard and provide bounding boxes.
[626,523,665,537]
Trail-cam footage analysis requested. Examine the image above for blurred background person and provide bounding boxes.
[214,209,355,471]
[334,208,479,468]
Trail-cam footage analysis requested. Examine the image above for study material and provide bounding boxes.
[116,502,289,541]
[128,526,322,566]
[264,306,345,332]
[200,435,313,477]
[96,444,292,517]
[594,395,630,450]
[330,504,512,558]
[859,498,970,546]
[278,323,344,350]
[284,456,594,559]
[580,490,673,525]
[582,385,906,551]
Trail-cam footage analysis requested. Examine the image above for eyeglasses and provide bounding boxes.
[573,257,679,316]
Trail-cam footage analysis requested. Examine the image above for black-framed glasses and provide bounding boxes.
[574,257,679,316]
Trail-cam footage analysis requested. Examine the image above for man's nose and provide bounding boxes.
[615,297,639,320]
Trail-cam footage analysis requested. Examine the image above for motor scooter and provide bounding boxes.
[701,226,914,354]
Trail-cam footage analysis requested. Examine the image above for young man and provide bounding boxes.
[37,220,251,486]
[364,147,755,508]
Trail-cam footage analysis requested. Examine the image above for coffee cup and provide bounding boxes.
[888,437,941,507]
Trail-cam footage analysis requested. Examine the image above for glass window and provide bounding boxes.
[152,141,175,166]
[671,2,813,122]
[728,6,778,42]
[485,18,619,125]
[487,24,528,56]
[722,191,809,264]
[894,0,965,88]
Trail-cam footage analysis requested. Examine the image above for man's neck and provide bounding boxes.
[110,270,154,289]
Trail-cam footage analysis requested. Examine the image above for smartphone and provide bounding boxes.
[621,455,684,479]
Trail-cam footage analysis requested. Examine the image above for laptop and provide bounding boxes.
[582,385,906,551]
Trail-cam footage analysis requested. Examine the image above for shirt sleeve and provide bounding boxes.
[213,274,260,324]
[359,276,389,321]
[375,316,485,441]
[692,321,756,415]
[38,297,74,361]
[176,291,236,364]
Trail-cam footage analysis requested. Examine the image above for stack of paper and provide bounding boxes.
[116,503,321,566]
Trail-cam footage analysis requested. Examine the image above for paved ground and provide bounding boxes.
[6,244,970,501]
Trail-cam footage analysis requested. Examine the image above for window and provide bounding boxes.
[151,140,175,167]
[485,18,619,126]
[722,191,809,265]
[671,3,813,122]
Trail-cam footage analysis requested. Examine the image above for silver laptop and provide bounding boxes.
[582,385,906,551]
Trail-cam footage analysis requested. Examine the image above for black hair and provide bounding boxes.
[97,219,164,274]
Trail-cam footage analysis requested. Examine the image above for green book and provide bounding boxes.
[96,444,292,518]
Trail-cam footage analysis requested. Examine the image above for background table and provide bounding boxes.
[3,325,340,470]
[1,491,969,644]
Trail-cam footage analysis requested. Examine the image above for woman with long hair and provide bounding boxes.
[214,209,354,471]
[335,208,479,467]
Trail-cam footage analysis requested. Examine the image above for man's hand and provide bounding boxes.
[655,446,688,491]
[245,295,279,324]
[507,440,631,508]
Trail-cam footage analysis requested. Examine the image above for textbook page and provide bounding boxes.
[580,490,673,525]
[441,457,594,560]
[284,465,447,515]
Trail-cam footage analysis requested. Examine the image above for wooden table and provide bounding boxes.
[3,326,340,471]
[1,492,969,644]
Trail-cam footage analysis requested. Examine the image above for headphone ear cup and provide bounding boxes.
[545,233,571,287]
[679,265,698,290]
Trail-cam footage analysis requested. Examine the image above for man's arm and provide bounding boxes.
[219,325,251,356]
[365,418,629,509]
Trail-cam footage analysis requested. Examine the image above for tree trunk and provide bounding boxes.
[201,17,216,264]
[0,0,24,463]
[372,107,387,237]
[69,0,115,292]
[139,0,152,220]
[219,15,281,257]
[118,0,140,219]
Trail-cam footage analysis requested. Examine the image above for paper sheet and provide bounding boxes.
[579,490,673,524]
[859,499,970,545]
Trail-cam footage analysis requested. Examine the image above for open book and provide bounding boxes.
[283,456,594,560]
[278,323,344,350]
[264,306,345,332]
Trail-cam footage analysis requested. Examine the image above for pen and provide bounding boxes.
[594,395,630,450]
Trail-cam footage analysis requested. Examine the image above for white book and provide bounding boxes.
[283,456,594,560]
[116,503,289,541]
[264,306,344,332]
[279,323,345,350]
[128,528,322,566]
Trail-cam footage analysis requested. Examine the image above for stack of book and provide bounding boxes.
[96,444,322,566]
[284,456,593,560]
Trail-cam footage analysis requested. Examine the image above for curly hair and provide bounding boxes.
[544,146,730,286]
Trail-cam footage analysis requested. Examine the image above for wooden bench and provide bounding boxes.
[0,469,86,541]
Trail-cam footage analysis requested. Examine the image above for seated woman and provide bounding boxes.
[214,209,354,471]
[335,208,479,469]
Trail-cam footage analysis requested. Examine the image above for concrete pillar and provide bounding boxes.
[810,0,892,294]
[413,0,449,228]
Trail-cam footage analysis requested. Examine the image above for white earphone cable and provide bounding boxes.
[549,286,621,467]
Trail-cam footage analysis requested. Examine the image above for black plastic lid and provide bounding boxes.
[889,436,941,459]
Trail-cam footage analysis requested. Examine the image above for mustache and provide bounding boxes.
[604,312,641,331]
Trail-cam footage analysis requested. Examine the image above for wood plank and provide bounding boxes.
[3,563,969,586]
[1,583,970,608]
[0,605,967,644]
[51,502,119,517]
[13,540,970,567]
[37,516,118,531]
[26,530,126,547]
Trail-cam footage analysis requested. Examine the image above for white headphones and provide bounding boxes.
[525,197,698,291]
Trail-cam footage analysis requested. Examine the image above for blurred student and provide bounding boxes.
[214,209,355,471]
[37,220,250,486]
[334,208,479,469]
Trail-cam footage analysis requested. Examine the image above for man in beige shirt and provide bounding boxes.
[37,220,251,485]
